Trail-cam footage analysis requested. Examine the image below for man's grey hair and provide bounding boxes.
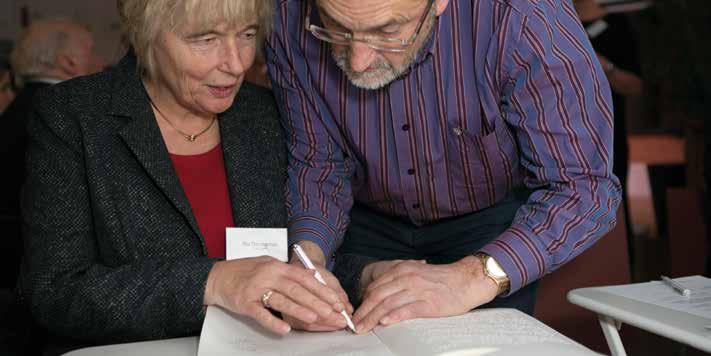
[10,19,84,87]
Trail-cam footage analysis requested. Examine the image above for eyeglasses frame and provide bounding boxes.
[304,0,436,53]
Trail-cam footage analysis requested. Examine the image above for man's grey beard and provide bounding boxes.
[330,8,436,90]
[331,50,411,90]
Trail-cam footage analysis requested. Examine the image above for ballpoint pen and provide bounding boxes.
[292,244,357,333]
[660,275,692,297]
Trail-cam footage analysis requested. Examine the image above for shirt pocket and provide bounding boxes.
[445,117,520,208]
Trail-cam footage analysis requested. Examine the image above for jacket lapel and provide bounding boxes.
[219,97,259,228]
[108,55,206,248]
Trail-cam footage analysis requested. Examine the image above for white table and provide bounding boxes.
[63,336,198,356]
[568,286,711,356]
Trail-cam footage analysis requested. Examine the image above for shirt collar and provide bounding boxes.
[25,76,63,85]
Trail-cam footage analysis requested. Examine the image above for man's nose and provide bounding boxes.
[348,41,377,73]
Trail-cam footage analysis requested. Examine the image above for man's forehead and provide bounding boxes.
[316,0,421,29]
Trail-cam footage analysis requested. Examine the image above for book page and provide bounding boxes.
[198,306,393,356]
[373,309,597,356]
[601,275,711,318]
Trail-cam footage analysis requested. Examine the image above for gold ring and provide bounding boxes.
[261,290,274,309]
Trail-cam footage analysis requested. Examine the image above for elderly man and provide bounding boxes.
[1,19,103,290]
[267,0,620,333]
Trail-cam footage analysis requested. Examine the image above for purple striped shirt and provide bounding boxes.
[266,0,621,294]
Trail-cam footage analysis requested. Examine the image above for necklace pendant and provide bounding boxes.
[187,134,197,142]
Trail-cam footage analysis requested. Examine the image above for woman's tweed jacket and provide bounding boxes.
[19,53,287,343]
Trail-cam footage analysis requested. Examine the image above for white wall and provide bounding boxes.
[0,0,124,64]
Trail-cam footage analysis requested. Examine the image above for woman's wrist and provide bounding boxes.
[203,261,223,306]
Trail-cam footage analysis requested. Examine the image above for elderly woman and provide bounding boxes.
[20,0,351,350]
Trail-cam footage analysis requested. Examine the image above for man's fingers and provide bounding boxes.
[366,260,423,292]
[354,278,405,323]
[246,304,291,335]
[355,290,417,334]
[380,301,430,326]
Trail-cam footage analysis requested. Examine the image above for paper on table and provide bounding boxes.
[374,309,596,356]
[198,307,597,356]
[602,275,711,318]
[198,306,392,356]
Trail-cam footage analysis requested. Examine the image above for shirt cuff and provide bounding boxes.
[288,215,342,269]
[479,225,550,297]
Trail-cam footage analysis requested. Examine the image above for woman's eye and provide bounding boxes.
[193,36,217,45]
[241,30,258,40]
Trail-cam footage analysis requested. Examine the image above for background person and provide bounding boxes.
[1,19,105,292]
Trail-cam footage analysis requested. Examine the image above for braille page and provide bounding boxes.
[372,309,598,356]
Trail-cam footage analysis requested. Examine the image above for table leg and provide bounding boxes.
[598,315,627,356]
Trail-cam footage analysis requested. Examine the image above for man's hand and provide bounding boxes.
[284,241,354,331]
[353,256,499,334]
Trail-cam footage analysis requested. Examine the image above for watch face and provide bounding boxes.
[486,257,507,278]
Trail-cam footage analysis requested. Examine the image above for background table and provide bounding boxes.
[568,286,711,356]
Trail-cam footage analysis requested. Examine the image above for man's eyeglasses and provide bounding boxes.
[305,0,435,53]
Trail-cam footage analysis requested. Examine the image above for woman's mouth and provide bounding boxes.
[208,85,236,98]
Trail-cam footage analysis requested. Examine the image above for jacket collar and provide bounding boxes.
[108,53,266,251]
[109,54,205,251]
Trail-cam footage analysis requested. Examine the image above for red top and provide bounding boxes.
[170,144,234,259]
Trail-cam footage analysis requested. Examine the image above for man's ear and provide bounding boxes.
[435,0,450,16]
[55,53,79,78]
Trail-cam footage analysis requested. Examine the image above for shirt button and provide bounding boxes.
[402,124,410,131]
[407,168,415,175]
[453,127,464,136]
[412,203,420,209]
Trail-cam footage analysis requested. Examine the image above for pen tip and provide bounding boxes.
[341,311,356,333]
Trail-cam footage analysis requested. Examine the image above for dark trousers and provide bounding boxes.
[334,192,538,315]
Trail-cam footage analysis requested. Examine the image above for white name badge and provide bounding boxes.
[225,228,288,262]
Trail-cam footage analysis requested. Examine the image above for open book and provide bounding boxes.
[198,306,597,356]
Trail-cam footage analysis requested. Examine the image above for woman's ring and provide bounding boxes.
[261,290,274,309]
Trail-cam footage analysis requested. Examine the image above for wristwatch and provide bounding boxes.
[475,253,510,295]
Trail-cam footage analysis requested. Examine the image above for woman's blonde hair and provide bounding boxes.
[117,0,273,78]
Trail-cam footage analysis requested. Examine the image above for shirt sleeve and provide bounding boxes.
[479,0,622,295]
[265,16,356,264]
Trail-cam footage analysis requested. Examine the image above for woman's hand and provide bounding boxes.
[281,264,353,331]
[282,241,353,331]
[203,256,347,335]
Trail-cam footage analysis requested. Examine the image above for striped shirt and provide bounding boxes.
[266,0,621,294]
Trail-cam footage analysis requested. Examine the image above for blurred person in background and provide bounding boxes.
[1,18,105,296]
[0,18,105,356]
